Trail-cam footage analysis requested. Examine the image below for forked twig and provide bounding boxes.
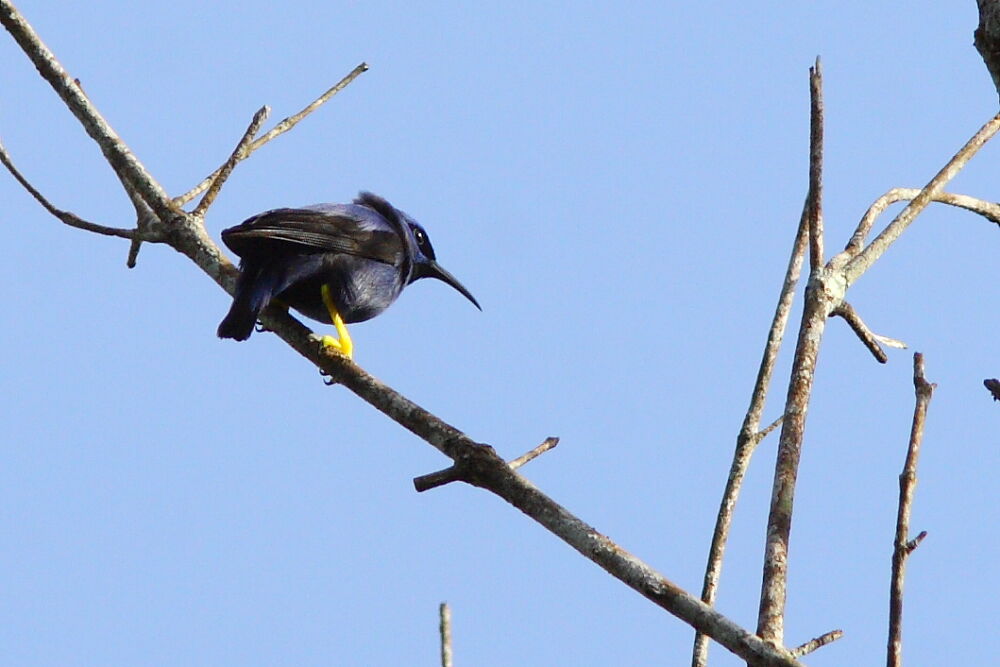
[174,63,369,207]
[193,105,270,218]
[887,353,934,667]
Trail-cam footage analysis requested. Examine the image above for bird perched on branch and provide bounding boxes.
[217,192,480,358]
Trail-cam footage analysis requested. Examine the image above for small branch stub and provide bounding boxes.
[413,437,559,492]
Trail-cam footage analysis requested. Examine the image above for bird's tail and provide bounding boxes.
[217,263,279,340]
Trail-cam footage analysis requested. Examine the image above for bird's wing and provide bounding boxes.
[221,208,403,265]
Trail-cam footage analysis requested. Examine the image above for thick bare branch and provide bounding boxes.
[174,63,369,207]
[887,353,934,667]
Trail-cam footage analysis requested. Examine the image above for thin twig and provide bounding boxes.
[756,59,829,647]
[508,436,559,468]
[756,416,784,443]
[831,301,889,363]
[844,113,1000,286]
[174,63,369,207]
[193,105,270,218]
[843,188,1000,257]
[439,602,453,667]
[691,151,811,666]
[0,138,138,239]
[887,353,934,667]
[413,437,559,492]
[790,629,844,658]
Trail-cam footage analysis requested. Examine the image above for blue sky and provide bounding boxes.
[2,2,997,665]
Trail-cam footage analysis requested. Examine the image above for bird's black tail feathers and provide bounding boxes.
[217,263,278,341]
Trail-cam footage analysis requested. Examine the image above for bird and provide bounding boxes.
[217,191,480,358]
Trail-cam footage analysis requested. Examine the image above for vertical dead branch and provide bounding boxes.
[807,58,825,269]
[440,602,453,667]
[756,60,827,646]
[887,354,934,667]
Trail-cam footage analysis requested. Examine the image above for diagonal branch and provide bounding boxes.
[887,353,934,667]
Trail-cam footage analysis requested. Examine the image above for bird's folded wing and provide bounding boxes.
[222,209,402,265]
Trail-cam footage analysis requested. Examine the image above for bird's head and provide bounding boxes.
[404,216,481,311]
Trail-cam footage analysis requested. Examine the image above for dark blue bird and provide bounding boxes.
[217,192,480,357]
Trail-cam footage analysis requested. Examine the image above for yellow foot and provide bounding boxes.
[320,333,353,359]
[320,284,354,359]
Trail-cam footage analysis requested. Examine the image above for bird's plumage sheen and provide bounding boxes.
[217,192,479,346]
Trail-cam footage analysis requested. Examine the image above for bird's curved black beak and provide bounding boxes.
[422,260,481,311]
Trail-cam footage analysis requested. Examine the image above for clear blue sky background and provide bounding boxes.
[2,2,997,665]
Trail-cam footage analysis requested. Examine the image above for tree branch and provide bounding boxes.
[887,353,934,667]
[756,59,829,646]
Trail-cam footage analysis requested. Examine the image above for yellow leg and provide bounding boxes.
[319,284,354,359]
